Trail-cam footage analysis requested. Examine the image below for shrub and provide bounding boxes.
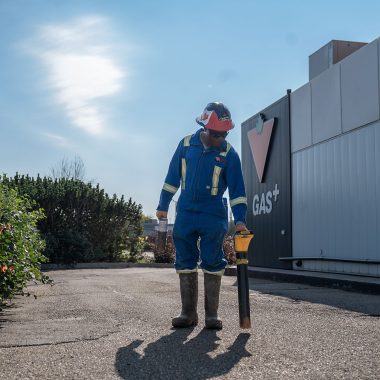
[50,230,95,265]
[223,235,236,265]
[0,184,51,305]
[143,239,154,251]
[1,174,143,264]
[154,234,175,263]
[124,236,145,263]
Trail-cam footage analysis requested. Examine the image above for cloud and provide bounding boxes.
[25,16,125,135]
[42,132,72,148]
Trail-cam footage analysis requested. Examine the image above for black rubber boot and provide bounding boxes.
[204,273,223,330]
[172,272,198,328]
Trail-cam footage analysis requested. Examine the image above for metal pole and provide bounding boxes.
[236,251,251,329]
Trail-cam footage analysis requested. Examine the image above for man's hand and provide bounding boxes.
[235,223,249,232]
[156,210,168,220]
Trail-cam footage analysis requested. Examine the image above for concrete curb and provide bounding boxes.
[41,262,174,271]
[224,266,380,294]
[41,263,380,294]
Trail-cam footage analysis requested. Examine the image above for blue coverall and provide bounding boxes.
[157,128,247,274]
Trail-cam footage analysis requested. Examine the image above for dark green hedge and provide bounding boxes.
[1,174,143,264]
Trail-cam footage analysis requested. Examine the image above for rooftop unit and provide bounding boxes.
[309,40,367,80]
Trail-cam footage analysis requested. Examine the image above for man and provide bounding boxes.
[156,102,248,330]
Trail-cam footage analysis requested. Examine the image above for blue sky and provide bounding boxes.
[1,0,379,222]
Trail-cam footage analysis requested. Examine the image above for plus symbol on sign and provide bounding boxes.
[272,184,280,202]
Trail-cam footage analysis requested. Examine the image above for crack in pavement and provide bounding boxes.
[0,327,122,349]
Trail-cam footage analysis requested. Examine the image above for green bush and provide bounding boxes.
[223,235,236,265]
[1,174,143,264]
[50,230,95,265]
[154,250,175,263]
[0,183,51,305]
[125,236,145,262]
[153,235,175,263]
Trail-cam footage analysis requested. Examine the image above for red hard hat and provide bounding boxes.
[196,102,235,132]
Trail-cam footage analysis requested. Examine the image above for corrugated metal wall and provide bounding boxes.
[242,95,292,269]
[291,37,380,276]
[292,122,380,276]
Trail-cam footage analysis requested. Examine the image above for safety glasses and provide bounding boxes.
[208,130,228,139]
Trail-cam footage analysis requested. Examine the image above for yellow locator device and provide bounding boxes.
[234,230,254,259]
[234,230,254,329]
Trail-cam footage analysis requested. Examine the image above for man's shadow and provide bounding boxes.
[115,328,251,379]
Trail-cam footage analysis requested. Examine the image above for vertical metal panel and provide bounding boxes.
[311,64,342,144]
[309,41,331,80]
[290,83,312,152]
[341,39,379,132]
[379,38,380,126]
[292,121,380,276]
[376,124,380,274]
[242,95,292,269]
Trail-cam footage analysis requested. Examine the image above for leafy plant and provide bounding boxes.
[0,183,51,305]
[223,235,236,265]
[153,234,175,263]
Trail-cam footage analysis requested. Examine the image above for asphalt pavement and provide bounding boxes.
[1,267,380,379]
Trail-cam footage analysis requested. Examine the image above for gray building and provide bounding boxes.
[242,38,380,277]
[143,218,174,237]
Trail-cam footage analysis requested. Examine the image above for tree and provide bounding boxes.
[50,156,86,181]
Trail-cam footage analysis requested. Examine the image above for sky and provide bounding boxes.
[1,0,380,222]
